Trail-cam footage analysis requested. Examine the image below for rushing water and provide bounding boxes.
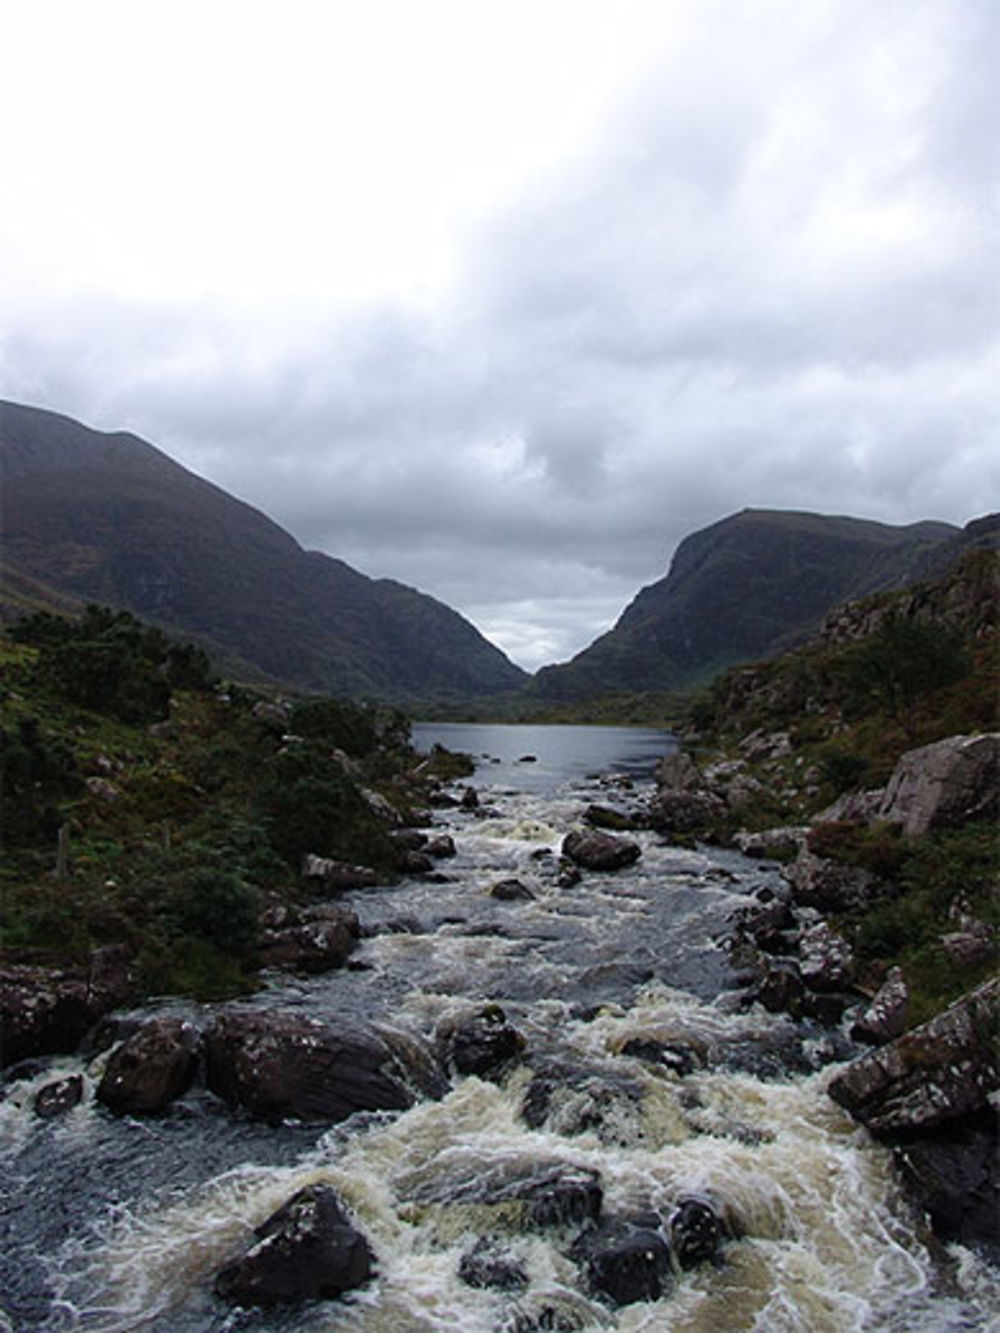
[2,725,997,1332]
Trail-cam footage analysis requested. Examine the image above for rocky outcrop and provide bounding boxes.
[0,946,133,1068]
[561,829,641,872]
[894,1120,999,1262]
[827,978,999,1137]
[214,1184,374,1307]
[458,1236,529,1292]
[204,1008,443,1124]
[97,1016,201,1115]
[877,733,999,836]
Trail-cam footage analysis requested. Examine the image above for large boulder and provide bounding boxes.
[215,1184,374,1307]
[894,1121,999,1262]
[561,829,641,872]
[0,945,133,1068]
[570,1216,672,1306]
[439,1005,525,1080]
[850,968,910,1045]
[827,978,999,1137]
[877,733,999,836]
[301,855,378,892]
[204,1008,443,1124]
[97,1016,201,1115]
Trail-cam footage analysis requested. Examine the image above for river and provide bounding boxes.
[1,724,997,1331]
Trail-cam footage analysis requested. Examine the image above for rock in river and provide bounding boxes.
[561,829,641,872]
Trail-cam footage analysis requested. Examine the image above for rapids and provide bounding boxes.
[1,724,997,1332]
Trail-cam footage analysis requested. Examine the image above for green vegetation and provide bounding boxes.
[683,547,999,1019]
[0,605,451,1000]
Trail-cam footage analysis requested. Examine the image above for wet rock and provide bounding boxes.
[257,909,359,974]
[827,978,999,1137]
[584,804,638,832]
[570,1216,672,1306]
[458,1236,529,1292]
[389,828,428,851]
[733,894,795,953]
[0,945,134,1068]
[850,967,909,1045]
[214,1184,374,1307]
[409,1160,603,1231]
[561,829,641,872]
[440,1005,525,1080]
[204,1009,434,1124]
[34,1074,85,1119]
[301,854,378,892]
[521,1061,644,1144]
[399,849,435,875]
[425,835,456,859]
[798,920,855,992]
[619,1039,702,1076]
[669,1195,724,1268]
[557,862,583,888]
[877,733,999,836]
[97,1016,201,1116]
[490,877,536,902]
[460,785,480,809]
[751,958,805,1016]
[894,1117,1000,1262]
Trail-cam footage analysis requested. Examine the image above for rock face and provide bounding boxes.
[877,733,999,836]
[827,978,999,1137]
[783,847,879,913]
[0,946,133,1068]
[894,1121,999,1262]
[850,968,910,1045]
[561,830,641,872]
[214,1184,374,1307]
[204,1009,433,1124]
[97,1016,201,1115]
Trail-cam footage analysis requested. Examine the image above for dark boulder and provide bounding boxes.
[0,945,134,1068]
[257,909,359,974]
[214,1184,374,1307]
[439,1005,525,1080]
[783,848,880,913]
[894,1117,999,1262]
[646,789,726,838]
[458,1236,529,1292]
[399,849,436,875]
[669,1196,725,1268]
[34,1074,85,1119]
[489,878,536,902]
[204,1008,436,1124]
[619,1039,702,1076]
[570,1216,672,1306]
[521,1062,644,1145]
[425,835,456,859]
[561,830,641,872]
[828,978,999,1138]
[97,1016,201,1116]
[584,805,638,832]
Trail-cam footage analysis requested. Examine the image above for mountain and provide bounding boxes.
[533,508,963,700]
[0,400,528,701]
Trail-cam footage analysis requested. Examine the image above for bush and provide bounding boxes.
[158,865,260,952]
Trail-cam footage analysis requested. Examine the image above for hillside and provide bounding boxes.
[0,401,528,703]
[533,509,960,701]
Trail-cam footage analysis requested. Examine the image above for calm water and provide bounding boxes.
[412,723,676,794]
[2,725,997,1331]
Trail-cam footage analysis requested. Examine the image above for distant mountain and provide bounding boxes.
[533,508,965,700]
[0,401,528,701]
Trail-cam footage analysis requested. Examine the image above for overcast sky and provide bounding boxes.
[2,0,997,669]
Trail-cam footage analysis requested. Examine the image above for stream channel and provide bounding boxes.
[2,723,998,1331]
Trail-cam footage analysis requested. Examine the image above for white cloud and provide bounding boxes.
[2,0,997,669]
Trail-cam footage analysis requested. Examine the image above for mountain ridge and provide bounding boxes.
[0,400,528,701]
